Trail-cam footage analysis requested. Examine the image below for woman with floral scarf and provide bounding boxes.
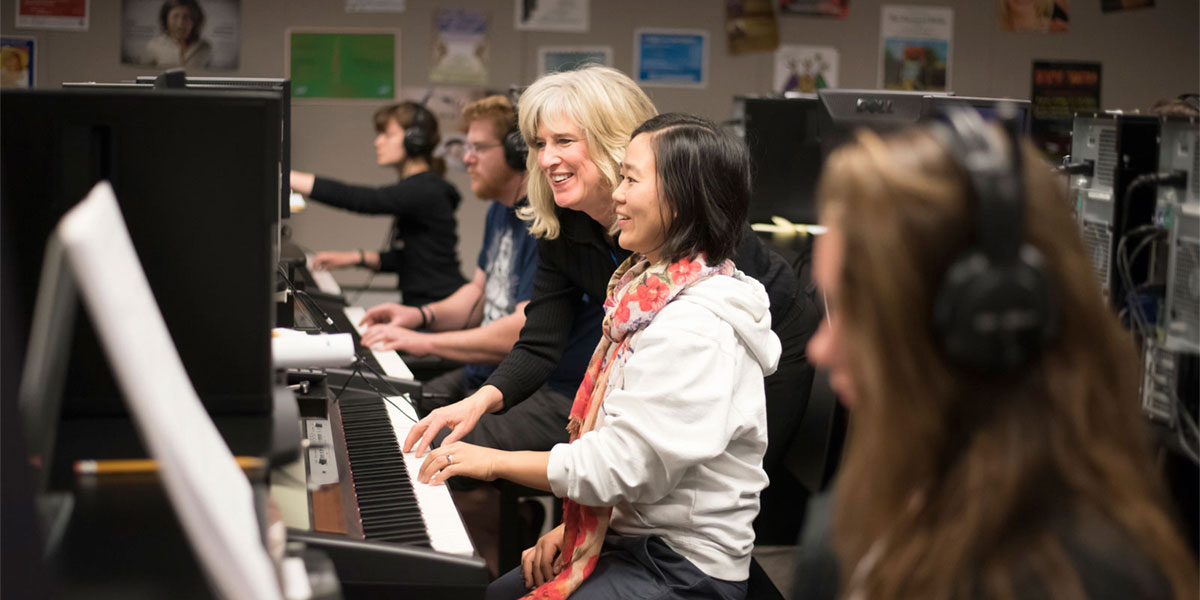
[416,113,781,600]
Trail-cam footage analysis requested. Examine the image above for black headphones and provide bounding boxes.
[503,86,528,171]
[503,124,528,172]
[403,102,437,159]
[929,106,1057,372]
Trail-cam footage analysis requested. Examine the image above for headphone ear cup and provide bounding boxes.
[935,246,1055,371]
[403,125,433,158]
[503,128,527,171]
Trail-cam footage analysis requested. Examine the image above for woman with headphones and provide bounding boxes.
[803,109,1197,599]
[291,101,466,307]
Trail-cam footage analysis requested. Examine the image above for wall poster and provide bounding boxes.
[431,8,489,86]
[1031,60,1101,160]
[287,29,400,101]
[538,46,612,76]
[634,28,708,88]
[121,0,241,71]
[878,5,952,92]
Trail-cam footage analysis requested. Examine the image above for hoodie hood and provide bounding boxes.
[678,270,782,376]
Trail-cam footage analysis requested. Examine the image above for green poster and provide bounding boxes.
[289,31,397,100]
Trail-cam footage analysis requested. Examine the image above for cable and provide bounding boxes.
[278,263,336,329]
[347,223,395,306]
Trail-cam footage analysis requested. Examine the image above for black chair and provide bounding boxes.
[748,556,787,600]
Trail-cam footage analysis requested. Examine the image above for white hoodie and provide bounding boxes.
[546,269,781,581]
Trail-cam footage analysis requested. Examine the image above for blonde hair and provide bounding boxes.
[821,127,1197,600]
[517,66,657,239]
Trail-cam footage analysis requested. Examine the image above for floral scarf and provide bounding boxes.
[524,253,735,600]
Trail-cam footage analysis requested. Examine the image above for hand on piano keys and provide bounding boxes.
[359,325,433,357]
[413,441,500,487]
[342,306,415,380]
[380,399,476,555]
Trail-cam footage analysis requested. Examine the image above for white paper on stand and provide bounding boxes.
[58,182,282,600]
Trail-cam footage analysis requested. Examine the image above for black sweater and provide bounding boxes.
[485,207,799,408]
[310,172,466,306]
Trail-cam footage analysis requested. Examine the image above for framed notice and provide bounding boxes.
[16,0,88,30]
[286,29,400,102]
[1,37,36,88]
[878,5,953,92]
[538,46,611,75]
[634,28,708,89]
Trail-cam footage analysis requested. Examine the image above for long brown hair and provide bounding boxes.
[819,127,1197,600]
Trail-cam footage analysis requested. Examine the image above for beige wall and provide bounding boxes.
[4,0,1196,288]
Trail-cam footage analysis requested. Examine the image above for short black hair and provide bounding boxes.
[158,0,205,46]
[630,113,749,265]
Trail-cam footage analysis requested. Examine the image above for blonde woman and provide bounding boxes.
[806,115,1197,598]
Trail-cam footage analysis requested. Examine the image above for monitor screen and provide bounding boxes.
[920,95,1032,133]
[741,96,824,226]
[1,88,279,416]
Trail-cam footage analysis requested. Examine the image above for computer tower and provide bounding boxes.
[1159,116,1199,352]
[1067,113,1160,306]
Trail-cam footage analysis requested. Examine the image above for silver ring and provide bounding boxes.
[446,454,454,465]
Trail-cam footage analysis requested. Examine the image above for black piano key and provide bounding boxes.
[337,397,432,547]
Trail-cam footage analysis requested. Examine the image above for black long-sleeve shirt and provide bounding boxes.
[485,206,799,408]
[310,172,466,306]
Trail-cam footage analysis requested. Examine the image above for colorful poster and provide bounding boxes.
[779,0,849,18]
[1102,0,1154,11]
[16,0,88,30]
[635,28,708,89]
[514,0,588,32]
[726,0,779,55]
[774,45,838,93]
[346,0,405,12]
[121,0,241,71]
[287,29,399,101]
[401,87,490,170]
[1,37,36,88]
[538,46,612,75]
[431,8,489,86]
[878,5,952,92]
[1030,60,1101,160]
[997,0,1069,33]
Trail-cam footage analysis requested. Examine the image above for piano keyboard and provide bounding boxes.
[338,395,474,556]
[305,255,343,296]
[343,306,415,380]
[384,398,475,556]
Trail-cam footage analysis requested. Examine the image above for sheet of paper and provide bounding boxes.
[58,182,281,600]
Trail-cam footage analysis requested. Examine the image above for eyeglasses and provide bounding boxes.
[462,142,501,155]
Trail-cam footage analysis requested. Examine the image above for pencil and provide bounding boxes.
[74,456,266,475]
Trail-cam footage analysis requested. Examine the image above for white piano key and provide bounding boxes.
[342,306,415,380]
[383,397,476,557]
[305,255,342,295]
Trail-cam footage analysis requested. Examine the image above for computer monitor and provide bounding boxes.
[817,88,942,156]
[1,88,279,416]
[740,90,948,226]
[134,76,292,220]
[740,96,824,226]
[920,95,1032,133]
[65,76,294,221]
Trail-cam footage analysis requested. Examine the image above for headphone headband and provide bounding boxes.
[929,105,1057,372]
[403,102,437,159]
